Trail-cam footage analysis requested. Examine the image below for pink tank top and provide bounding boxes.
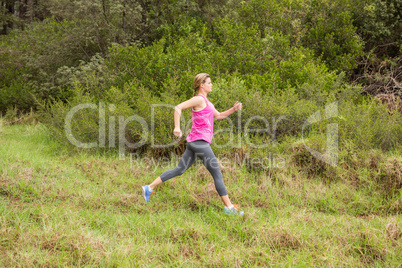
[186,94,215,144]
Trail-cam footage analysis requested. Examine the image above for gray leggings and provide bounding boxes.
[160,140,228,196]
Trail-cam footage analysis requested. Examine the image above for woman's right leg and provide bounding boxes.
[149,144,196,190]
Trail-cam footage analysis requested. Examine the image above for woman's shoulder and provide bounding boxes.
[192,95,208,103]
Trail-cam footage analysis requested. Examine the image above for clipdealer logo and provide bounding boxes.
[301,101,339,167]
[65,101,339,167]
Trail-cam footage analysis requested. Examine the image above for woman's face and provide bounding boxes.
[201,78,213,93]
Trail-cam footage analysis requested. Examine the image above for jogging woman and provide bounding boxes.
[142,73,244,216]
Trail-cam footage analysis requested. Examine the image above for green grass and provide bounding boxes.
[0,123,401,267]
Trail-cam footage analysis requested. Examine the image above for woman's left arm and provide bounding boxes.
[214,101,242,120]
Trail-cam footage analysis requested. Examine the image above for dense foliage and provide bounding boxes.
[1,0,401,159]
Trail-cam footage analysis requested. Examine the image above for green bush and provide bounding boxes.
[105,19,342,97]
[106,33,213,98]
[352,0,402,56]
[0,17,106,112]
[40,79,188,157]
[303,0,363,72]
[0,81,35,112]
[237,0,364,73]
[339,97,402,151]
[304,96,402,152]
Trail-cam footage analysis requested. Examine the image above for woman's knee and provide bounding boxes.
[204,157,221,171]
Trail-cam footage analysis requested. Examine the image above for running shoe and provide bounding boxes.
[224,204,244,216]
[142,185,155,203]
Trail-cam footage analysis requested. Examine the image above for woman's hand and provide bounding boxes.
[233,101,242,111]
[173,127,182,138]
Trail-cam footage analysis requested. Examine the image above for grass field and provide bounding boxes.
[0,123,401,267]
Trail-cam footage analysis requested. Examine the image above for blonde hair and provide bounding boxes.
[193,73,210,96]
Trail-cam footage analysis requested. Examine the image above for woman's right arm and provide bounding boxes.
[173,97,203,137]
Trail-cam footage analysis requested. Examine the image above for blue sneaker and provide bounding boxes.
[142,185,155,203]
[224,204,244,216]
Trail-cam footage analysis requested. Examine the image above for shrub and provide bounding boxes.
[0,80,35,113]
[352,0,402,56]
[338,97,402,151]
[237,0,364,73]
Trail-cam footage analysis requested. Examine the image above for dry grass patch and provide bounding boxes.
[385,222,402,241]
[376,157,402,195]
[290,142,337,182]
